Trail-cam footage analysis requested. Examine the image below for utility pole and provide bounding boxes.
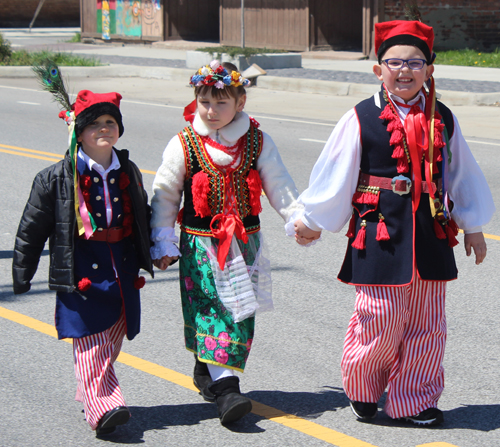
[241,0,245,48]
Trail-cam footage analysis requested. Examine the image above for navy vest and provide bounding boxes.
[55,161,141,340]
[338,89,458,286]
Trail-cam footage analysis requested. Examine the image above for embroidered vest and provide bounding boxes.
[338,89,458,286]
[178,123,263,236]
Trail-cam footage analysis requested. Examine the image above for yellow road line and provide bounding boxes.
[0,144,157,176]
[0,305,378,447]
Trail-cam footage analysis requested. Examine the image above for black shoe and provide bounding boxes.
[400,408,444,426]
[208,376,252,425]
[95,406,130,437]
[349,401,378,420]
[193,355,215,402]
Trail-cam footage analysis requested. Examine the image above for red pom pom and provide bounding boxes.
[78,277,92,292]
[246,169,263,215]
[376,216,390,241]
[119,172,130,190]
[445,224,459,247]
[192,171,211,218]
[134,276,146,289]
[433,219,447,240]
[351,222,366,250]
[80,175,92,190]
[176,207,184,225]
[345,214,356,238]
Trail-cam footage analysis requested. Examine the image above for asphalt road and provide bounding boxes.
[1,77,500,447]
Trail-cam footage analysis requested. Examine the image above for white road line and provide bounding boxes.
[17,101,41,105]
[300,138,328,143]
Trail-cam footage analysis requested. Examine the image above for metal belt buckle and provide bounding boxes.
[391,175,412,195]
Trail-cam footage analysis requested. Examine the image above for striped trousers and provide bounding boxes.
[341,274,447,419]
[73,313,127,430]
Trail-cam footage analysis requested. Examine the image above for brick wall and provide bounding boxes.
[384,0,500,51]
[0,0,80,28]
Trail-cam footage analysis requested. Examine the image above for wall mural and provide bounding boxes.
[142,0,162,37]
[97,0,162,39]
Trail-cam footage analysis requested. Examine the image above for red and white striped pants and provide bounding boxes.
[341,274,447,419]
[73,313,127,430]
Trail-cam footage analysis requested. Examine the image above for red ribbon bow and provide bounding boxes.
[404,104,428,209]
[183,99,197,123]
[210,213,249,270]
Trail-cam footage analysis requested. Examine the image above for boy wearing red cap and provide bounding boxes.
[13,89,153,436]
[292,20,494,425]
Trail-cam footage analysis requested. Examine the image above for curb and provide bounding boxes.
[1,65,499,107]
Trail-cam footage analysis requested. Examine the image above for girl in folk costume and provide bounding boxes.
[293,20,495,426]
[150,61,301,424]
[13,64,153,437]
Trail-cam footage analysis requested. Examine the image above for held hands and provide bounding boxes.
[153,255,179,271]
[464,232,487,265]
[294,219,321,246]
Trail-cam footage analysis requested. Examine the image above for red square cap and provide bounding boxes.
[375,20,434,64]
[74,90,124,136]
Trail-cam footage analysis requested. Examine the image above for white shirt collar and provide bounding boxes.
[77,147,121,175]
[192,111,250,144]
[388,89,426,109]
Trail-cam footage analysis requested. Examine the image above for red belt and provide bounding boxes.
[78,227,125,243]
[358,173,437,196]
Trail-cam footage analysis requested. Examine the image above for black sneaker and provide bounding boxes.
[401,408,444,426]
[349,401,378,420]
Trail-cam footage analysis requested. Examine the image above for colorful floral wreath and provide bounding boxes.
[190,60,250,89]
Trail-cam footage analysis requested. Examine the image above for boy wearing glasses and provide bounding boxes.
[292,20,494,426]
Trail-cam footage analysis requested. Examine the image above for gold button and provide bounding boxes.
[113,197,119,202]
[117,214,122,219]
[96,196,102,201]
[96,213,102,217]
[97,228,103,232]
[110,178,116,184]
[92,263,98,269]
[93,177,99,183]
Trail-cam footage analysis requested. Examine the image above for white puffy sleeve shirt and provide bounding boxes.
[298,93,495,235]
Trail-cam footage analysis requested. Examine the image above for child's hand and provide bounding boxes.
[294,219,321,246]
[464,232,487,265]
[153,255,179,270]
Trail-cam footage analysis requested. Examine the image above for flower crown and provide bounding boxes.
[190,60,250,89]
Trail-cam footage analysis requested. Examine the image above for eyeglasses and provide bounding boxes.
[383,58,427,70]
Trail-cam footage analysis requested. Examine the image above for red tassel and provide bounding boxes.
[134,276,146,290]
[351,221,366,250]
[434,219,447,239]
[176,207,184,225]
[78,277,91,292]
[192,171,211,217]
[445,224,459,247]
[448,218,459,235]
[376,214,390,241]
[245,169,263,215]
[345,214,356,238]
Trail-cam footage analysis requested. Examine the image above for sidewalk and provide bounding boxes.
[2,27,500,106]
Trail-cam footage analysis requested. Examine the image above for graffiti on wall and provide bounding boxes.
[96,0,162,39]
[97,0,116,38]
[116,0,142,37]
[142,0,162,37]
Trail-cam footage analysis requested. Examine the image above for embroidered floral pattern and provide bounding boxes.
[179,232,255,371]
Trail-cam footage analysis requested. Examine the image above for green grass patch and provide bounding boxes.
[435,48,500,68]
[196,45,288,58]
[67,33,81,43]
[0,50,101,66]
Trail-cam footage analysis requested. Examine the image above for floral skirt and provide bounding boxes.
[179,232,257,372]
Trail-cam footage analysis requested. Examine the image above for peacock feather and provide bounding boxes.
[404,1,422,22]
[31,59,72,111]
